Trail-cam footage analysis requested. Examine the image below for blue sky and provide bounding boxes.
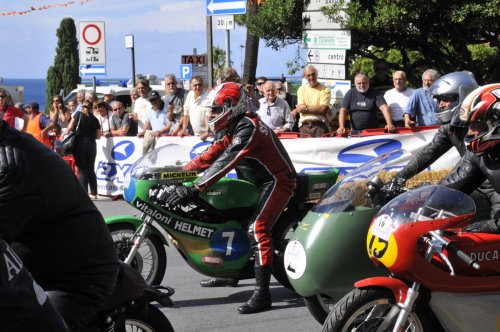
[0,0,303,79]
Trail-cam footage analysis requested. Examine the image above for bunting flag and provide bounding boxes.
[0,0,91,17]
[249,0,263,5]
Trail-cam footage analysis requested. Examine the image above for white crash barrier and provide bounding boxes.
[94,128,460,196]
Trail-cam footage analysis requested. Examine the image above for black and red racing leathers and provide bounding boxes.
[184,113,297,267]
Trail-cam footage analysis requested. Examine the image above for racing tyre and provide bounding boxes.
[125,304,174,332]
[304,294,335,324]
[272,212,301,290]
[322,287,435,332]
[109,223,167,285]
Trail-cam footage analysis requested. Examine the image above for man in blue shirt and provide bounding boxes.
[403,69,441,127]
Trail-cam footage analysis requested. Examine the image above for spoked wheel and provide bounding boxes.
[109,223,166,285]
[272,212,301,290]
[322,287,434,332]
[304,294,336,324]
[125,304,174,332]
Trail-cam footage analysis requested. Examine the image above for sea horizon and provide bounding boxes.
[2,77,128,111]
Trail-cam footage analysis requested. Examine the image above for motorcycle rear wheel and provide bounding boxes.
[125,304,174,332]
[109,223,166,285]
[304,294,335,324]
[322,287,433,332]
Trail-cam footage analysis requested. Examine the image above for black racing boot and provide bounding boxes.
[238,266,272,314]
[200,277,238,287]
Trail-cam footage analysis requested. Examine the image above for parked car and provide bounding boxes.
[64,84,165,109]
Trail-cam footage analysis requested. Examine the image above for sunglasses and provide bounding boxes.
[0,95,6,98]
[257,82,265,85]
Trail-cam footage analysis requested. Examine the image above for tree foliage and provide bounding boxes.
[45,17,80,112]
[211,45,233,80]
[323,0,499,84]
[245,0,499,84]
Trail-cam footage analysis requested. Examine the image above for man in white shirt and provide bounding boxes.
[181,76,209,140]
[130,79,152,134]
[383,71,414,127]
[257,81,294,134]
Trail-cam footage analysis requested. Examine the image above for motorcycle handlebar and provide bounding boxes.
[447,242,481,270]
[429,230,480,270]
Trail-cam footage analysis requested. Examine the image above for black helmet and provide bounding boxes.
[430,71,478,125]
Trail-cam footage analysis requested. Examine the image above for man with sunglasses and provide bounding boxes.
[162,74,188,136]
[257,81,294,134]
[110,101,136,136]
[181,76,209,139]
[255,76,267,100]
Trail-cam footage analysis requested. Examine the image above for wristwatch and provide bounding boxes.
[304,106,308,113]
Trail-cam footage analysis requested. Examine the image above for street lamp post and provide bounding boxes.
[125,34,136,87]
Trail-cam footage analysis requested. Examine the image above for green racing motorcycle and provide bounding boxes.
[105,142,339,288]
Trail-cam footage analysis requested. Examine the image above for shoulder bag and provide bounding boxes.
[60,113,82,156]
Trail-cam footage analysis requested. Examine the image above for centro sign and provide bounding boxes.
[79,21,106,65]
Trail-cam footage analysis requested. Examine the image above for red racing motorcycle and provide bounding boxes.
[323,185,500,332]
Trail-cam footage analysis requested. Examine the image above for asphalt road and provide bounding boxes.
[95,198,321,332]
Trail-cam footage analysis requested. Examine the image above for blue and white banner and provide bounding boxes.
[94,128,460,195]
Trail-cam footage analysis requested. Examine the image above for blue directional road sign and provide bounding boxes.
[206,0,246,16]
[79,64,106,77]
[180,64,193,81]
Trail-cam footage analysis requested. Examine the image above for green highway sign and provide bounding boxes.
[302,30,351,50]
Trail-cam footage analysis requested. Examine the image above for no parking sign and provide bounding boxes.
[79,21,106,65]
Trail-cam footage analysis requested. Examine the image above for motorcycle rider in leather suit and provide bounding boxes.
[165,82,297,314]
[392,71,478,184]
[389,72,500,219]
[440,83,500,233]
[0,120,120,330]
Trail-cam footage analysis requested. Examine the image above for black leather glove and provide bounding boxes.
[381,176,406,199]
[463,219,500,233]
[166,186,197,206]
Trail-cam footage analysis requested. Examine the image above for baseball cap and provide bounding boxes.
[24,102,39,110]
[148,90,161,101]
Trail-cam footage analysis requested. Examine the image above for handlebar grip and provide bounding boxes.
[447,243,480,270]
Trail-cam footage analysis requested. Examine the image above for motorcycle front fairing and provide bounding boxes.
[121,143,256,277]
[285,149,410,298]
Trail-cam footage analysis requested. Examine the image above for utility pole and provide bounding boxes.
[239,44,244,76]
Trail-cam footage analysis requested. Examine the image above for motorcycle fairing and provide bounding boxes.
[430,292,500,332]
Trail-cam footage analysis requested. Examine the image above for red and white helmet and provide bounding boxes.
[455,83,500,155]
[205,82,246,133]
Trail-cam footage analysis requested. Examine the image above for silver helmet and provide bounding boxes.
[430,71,479,125]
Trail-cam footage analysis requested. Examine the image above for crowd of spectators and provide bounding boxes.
[0,63,475,165]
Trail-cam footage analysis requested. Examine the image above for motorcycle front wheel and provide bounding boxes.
[272,211,301,290]
[109,223,167,285]
[304,294,335,324]
[322,287,434,332]
[125,304,174,332]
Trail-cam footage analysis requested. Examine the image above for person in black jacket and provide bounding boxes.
[65,101,101,199]
[391,72,478,184]
[166,82,297,314]
[440,83,500,233]
[0,115,119,330]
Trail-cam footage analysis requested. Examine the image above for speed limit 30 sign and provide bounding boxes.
[79,21,106,65]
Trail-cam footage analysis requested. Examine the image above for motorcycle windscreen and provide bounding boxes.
[312,149,410,214]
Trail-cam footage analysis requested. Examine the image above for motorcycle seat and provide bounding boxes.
[98,262,145,313]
